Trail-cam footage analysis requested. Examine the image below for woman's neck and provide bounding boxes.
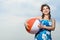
[44,14,49,20]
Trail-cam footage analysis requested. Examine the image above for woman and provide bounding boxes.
[25,4,56,40]
[34,4,56,40]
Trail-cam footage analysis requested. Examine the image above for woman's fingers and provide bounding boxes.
[38,24,41,28]
[38,24,46,29]
[24,22,30,29]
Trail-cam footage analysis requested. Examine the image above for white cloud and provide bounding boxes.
[0,15,34,40]
[0,0,57,17]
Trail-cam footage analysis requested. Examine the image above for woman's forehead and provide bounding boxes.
[43,6,48,8]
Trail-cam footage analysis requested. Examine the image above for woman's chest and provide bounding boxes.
[40,20,52,26]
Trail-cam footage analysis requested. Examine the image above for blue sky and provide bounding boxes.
[0,0,60,40]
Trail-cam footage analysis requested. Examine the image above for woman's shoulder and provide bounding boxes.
[36,16,42,20]
[51,18,56,22]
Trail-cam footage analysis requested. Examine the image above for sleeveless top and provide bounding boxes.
[35,19,52,40]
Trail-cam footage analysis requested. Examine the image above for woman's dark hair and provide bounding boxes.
[41,4,51,19]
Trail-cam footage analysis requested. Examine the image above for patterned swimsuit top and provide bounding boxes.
[35,19,52,38]
[40,19,52,27]
[38,19,52,31]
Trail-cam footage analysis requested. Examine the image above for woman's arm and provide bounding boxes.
[39,19,56,31]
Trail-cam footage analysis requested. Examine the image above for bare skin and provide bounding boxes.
[37,6,56,31]
[24,6,56,31]
[37,16,55,31]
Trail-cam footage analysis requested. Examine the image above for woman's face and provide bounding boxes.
[42,6,50,15]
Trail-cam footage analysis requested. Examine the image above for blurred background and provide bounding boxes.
[0,0,60,40]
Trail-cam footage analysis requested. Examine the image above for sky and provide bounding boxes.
[0,0,60,40]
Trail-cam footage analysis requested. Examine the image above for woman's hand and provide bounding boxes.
[24,22,30,30]
[38,19,55,31]
[38,24,46,29]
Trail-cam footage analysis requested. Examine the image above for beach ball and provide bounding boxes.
[25,17,40,34]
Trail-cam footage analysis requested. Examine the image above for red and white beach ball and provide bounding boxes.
[25,17,40,34]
